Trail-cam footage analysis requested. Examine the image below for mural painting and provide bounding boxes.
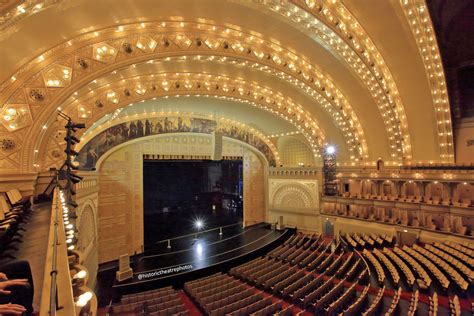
[76,117,276,168]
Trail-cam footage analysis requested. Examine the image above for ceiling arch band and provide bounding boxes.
[32,73,329,172]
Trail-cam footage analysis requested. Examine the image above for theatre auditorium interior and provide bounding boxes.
[1,0,474,315]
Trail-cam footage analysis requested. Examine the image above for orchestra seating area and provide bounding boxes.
[105,232,474,315]
[0,189,32,264]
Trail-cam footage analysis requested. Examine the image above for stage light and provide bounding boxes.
[195,220,203,229]
[326,145,336,155]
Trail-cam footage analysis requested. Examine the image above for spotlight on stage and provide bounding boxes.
[195,220,203,229]
[326,145,336,155]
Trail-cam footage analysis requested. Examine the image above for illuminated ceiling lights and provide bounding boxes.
[265,0,412,162]
[136,36,158,52]
[1,104,32,131]
[92,43,117,63]
[43,65,72,88]
[106,91,119,104]
[400,0,453,162]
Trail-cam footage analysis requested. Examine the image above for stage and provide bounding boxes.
[103,223,292,297]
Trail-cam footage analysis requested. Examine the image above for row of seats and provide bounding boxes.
[402,245,450,289]
[385,287,402,316]
[107,287,186,316]
[406,290,419,316]
[444,241,474,258]
[412,244,469,290]
[449,295,461,316]
[382,248,415,286]
[392,246,432,288]
[433,242,474,269]
[427,244,473,280]
[372,249,400,285]
[0,189,32,263]
[362,249,384,285]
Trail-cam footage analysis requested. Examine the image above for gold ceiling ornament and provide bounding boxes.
[43,64,72,88]
[106,90,119,104]
[399,0,453,162]
[92,43,118,63]
[136,36,158,53]
[1,103,32,131]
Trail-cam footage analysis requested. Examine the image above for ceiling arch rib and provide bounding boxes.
[399,0,454,161]
[236,0,411,162]
[33,72,335,172]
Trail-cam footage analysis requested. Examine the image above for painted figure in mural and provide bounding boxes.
[120,123,129,140]
[137,120,144,137]
[177,117,183,131]
[129,121,137,138]
[155,120,163,133]
[145,119,152,136]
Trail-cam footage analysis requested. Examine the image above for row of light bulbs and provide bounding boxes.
[400,0,453,161]
[85,30,367,160]
[59,190,94,309]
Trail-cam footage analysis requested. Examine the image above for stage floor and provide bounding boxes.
[112,223,290,290]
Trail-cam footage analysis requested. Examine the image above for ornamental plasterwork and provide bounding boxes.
[269,179,319,209]
[0,1,453,161]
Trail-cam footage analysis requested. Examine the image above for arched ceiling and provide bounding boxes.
[0,0,453,173]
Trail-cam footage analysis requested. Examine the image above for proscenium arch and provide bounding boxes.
[73,114,280,169]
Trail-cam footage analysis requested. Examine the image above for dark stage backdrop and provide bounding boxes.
[143,160,243,244]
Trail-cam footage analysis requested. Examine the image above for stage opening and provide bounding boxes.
[143,159,243,246]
